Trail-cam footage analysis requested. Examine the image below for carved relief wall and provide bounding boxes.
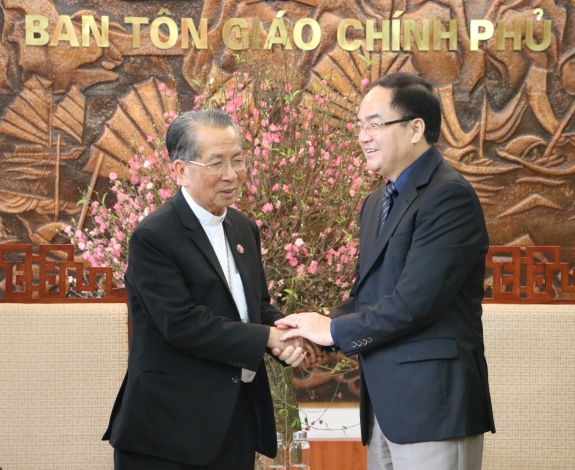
[1,0,574,402]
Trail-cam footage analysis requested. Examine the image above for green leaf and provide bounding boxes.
[358,54,374,67]
[282,289,300,301]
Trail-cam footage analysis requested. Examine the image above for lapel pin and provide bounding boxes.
[237,244,244,254]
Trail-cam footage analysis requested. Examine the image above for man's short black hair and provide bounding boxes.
[364,72,441,144]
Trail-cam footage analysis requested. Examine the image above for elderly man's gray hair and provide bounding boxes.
[165,109,242,162]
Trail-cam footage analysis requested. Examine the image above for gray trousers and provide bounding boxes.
[367,413,484,470]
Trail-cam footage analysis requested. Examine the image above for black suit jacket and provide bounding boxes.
[103,189,282,465]
[332,147,496,444]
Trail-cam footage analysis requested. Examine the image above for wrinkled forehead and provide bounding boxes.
[197,126,242,160]
[195,124,240,141]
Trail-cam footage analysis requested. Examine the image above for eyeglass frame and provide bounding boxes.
[184,154,250,175]
[352,116,417,135]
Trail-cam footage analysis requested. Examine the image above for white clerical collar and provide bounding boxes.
[181,187,227,226]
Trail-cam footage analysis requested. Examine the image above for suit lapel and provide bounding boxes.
[358,183,417,285]
[357,147,444,287]
[223,214,259,323]
[172,189,231,292]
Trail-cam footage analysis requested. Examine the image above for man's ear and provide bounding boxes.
[172,159,187,186]
[411,118,426,144]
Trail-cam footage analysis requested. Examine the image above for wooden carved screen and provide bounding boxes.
[0,1,573,266]
[0,244,126,302]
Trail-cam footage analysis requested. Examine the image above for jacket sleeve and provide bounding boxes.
[333,179,488,356]
[126,223,271,372]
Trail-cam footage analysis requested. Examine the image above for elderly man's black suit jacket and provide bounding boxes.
[332,147,496,445]
[103,189,282,465]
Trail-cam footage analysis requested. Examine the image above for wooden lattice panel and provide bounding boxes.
[0,244,126,303]
[485,246,575,303]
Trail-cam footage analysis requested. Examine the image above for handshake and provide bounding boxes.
[267,311,335,368]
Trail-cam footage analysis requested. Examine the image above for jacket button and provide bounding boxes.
[232,376,240,383]
[367,337,373,343]
[362,339,368,345]
[351,341,358,348]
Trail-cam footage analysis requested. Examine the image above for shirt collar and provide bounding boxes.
[181,187,226,226]
[392,146,435,194]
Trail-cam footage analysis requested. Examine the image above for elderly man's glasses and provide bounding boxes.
[186,155,249,175]
[352,116,416,136]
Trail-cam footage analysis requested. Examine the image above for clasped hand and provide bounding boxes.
[268,326,321,368]
[269,312,335,368]
[275,311,335,347]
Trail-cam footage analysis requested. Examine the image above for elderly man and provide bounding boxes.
[104,109,313,469]
[277,72,495,470]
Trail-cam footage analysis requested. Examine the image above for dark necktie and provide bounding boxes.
[379,181,398,234]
